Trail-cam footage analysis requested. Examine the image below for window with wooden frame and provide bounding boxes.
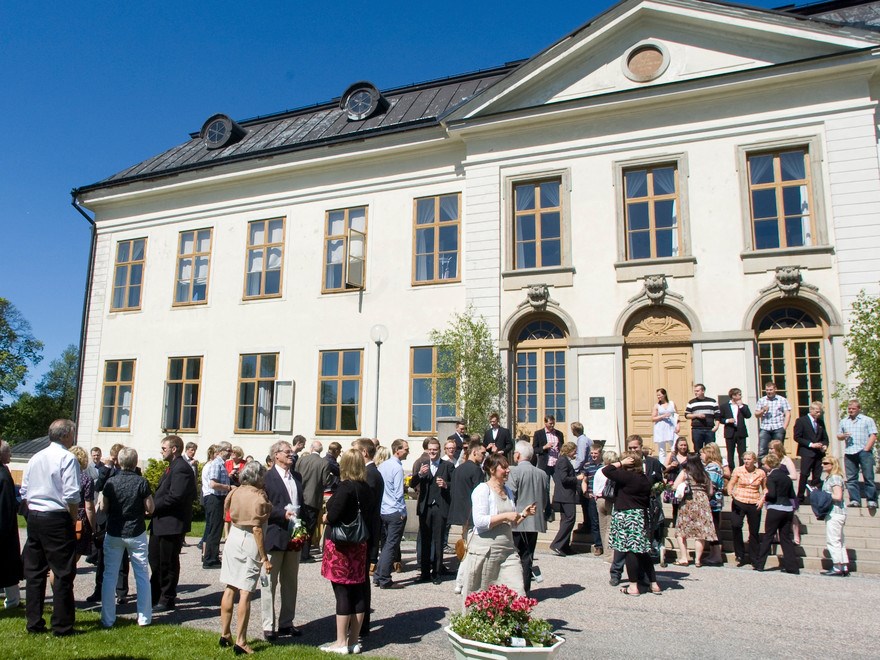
[174,229,212,305]
[747,148,815,251]
[413,194,460,284]
[513,179,562,270]
[236,353,278,433]
[409,346,456,434]
[163,356,202,432]
[244,218,284,299]
[111,238,146,311]
[317,350,363,434]
[623,164,681,260]
[100,359,136,431]
[323,206,367,292]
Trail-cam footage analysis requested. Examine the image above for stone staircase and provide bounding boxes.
[537,502,880,574]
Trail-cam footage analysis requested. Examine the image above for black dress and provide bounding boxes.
[0,464,23,588]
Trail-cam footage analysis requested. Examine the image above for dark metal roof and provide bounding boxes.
[780,0,880,29]
[76,63,521,194]
[10,436,50,461]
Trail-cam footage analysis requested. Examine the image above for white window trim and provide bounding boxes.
[613,153,694,282]
[736,135,833,273]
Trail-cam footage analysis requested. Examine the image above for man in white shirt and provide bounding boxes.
[20,419,81,636]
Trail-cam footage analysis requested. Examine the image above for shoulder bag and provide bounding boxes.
[327,487,368,544]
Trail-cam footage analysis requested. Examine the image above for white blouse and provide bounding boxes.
[471,482,516,535]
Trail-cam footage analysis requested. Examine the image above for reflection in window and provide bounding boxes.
[517,320,565,342]
[410,346,456,433]
[757,307,818,332]
[624,165,679,260]
[747,149,813,250]
[324,207,367,292]
[414,194,460,284]
[244,219,284,298]
[100,359,136,430]
[514,179,562,269]
[164,356,202,431]
[111,239,146,311]
[236,353,277,432]
[318,350,363,433]
[175,229,212,305]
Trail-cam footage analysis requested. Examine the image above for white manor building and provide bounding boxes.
[73,0,880,465]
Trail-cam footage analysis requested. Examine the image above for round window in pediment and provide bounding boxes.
[623,41,670,83]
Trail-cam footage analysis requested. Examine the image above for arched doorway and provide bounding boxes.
[624,307,693,452]
[754,304,827,455]
[512,318,568,439]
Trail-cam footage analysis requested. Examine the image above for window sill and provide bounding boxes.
[501,266,574,290]
[613,256,696,282]
[741,245,834,274]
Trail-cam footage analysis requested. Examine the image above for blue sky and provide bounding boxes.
[0,0,783,391]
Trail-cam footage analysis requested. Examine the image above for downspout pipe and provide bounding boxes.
[70,189,97,446]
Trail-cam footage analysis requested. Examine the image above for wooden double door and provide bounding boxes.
[625,345,693,452]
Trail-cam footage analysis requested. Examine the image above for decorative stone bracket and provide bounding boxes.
[759,266,818,298]
[522,284,554,311]
[627,274,683,306]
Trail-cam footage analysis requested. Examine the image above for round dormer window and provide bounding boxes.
[622,41,670,83]
[200,114,246,150]
[339,82,386,121]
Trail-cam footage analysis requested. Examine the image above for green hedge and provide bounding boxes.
[144,458,204,520]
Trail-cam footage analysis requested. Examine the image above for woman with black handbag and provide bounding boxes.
[320,448,375,655]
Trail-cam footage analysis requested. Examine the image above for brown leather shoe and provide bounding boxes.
[393,562,402,573]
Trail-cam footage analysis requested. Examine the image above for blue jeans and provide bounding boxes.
[692,428,716,452]
[102,533,151,627]
[844,451,877,505]
[586,497,602,548]
[375,512,406,586]
[758,428,786,459]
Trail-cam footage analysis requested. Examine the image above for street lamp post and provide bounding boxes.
[370,324,389,439]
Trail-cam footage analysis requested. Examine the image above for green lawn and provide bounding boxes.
[18,517,207,541]
[0,607,396,659]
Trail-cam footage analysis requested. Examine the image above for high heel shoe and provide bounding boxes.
[233,644,254,655]
[219,636,233,648]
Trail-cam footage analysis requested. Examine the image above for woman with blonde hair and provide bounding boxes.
[820,455,849,576]
[69,446,96,562]
[754,453,799,574]
[699,443,728,565]
[373,446,391,466]
[727,451,765,567]
[320,448,376,654]
[549,442,579,556]
[769,439,801,544]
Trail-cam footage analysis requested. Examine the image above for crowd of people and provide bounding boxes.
[0,391,874,649]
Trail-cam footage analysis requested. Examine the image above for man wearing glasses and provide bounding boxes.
[149,435,197,612]
[261,440,305,640]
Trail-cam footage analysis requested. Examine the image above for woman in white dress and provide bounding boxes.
[652,388,678,464]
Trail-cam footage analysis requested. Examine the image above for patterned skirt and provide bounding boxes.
[609,508,652,554]
[675,490,718,541]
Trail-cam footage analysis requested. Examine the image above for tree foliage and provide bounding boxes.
[429,305,505,431]
[0,297,43,404]
[836,288,880,421]
[0,344,78,443]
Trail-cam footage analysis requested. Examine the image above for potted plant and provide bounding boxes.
[446,585,565,660]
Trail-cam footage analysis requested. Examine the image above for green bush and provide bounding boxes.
[144,458,204,520]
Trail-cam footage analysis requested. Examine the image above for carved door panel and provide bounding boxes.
[625,349,656,445]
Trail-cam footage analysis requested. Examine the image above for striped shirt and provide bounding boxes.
[729,466,766,505]
[756,395,791,431]
[839,413,878,454]
[686,396,720,430]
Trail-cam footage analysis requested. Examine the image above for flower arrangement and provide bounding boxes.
[285,505,310,551]
[449,585,555,648]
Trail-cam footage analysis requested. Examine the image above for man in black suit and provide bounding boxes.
[720,387,752,468]
[609,435,664,587]
[532,415,564,475]
[149,435,197,611]
[450,421,468,463]
[794,401,829,503]
[483,412,513,461]
[356,439,384,637]
[261,440,305,641]
[410,437,454,584]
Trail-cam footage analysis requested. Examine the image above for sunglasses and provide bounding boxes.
[821,461,832,465]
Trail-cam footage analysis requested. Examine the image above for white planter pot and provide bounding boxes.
[445,626,565,660]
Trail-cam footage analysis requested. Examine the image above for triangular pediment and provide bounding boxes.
[445,0,879,121]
